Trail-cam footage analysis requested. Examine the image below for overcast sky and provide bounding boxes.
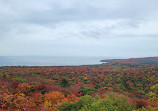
[0,0,158,58]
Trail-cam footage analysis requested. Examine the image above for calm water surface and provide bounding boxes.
[0,56,107,66]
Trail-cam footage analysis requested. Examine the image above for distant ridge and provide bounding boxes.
[100,57,158,64]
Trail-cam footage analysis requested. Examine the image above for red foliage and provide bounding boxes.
[11,82,20,89]
[0,60,158,110]
[131,98,149,109]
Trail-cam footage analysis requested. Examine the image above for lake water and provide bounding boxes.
[0,56,107,66]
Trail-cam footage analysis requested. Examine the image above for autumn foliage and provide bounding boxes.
[0,60,158,110]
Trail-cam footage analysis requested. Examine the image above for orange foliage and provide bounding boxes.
[43,91,68,110]
[67,94,79,102]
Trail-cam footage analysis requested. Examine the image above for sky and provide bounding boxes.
[0,0,158,58]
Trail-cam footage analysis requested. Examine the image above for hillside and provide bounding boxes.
[101,57,158,64]
[0,58,158,110]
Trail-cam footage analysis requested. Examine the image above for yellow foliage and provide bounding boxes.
[83,77,87,80]
[20,93,25,97]
[44,100,52,108]
[151,84,158,94]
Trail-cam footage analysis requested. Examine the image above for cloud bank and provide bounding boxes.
[0,0,158,57]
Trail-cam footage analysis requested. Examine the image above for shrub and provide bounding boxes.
[17,83,31,95]
[41,81,49,85]
[133,99,148,109]
[59,102,76,111]
[28,74,37,77]
[60,78,70,87]
[29,81,40,85]
[101,93,135,111]
[43,91,68,110]
[137,107,147,111]
[12,78,25,83]
[2,73,6,79]
[37,84,49,94]
[60,89,71,97]
[76,95,95,109]
[11,82,20,88]
[44,91,66,104]
[29,85,37,92]
[59,93,135,111]
[82,88,98,96]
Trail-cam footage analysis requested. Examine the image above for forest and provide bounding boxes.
[0,57,158,111]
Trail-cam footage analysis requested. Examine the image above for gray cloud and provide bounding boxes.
[1,0,158,39]
[0,0,158,57]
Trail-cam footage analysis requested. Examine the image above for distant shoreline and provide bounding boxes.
[0,56,158,67]
[0,56,104,66]
[100,57,158,64]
